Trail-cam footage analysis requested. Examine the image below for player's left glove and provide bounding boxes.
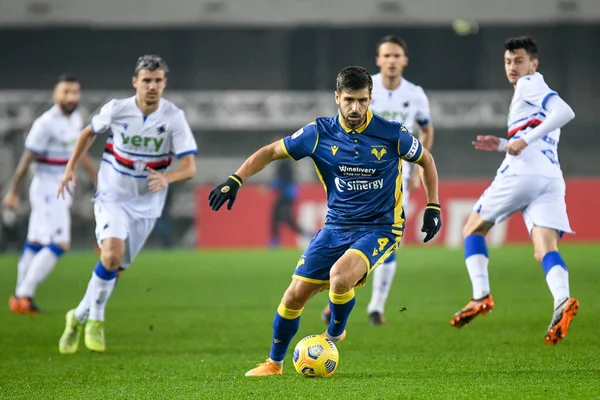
[208,174,243,211]
[421,203,442,243]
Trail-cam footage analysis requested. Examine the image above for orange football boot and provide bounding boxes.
[9,295,40,316]
[545,297,579,345]
[450,294,494,328]
[245,359,283,377]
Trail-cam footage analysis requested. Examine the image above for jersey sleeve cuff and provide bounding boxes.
[24,146,44,155]
[280,139,297,161]
[497,137,508,151]
[176,150,198,158]
[411,147,424,163]
[417,118,430,128]
[91,120,107,135]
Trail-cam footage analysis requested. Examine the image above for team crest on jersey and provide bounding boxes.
[297,256,306,267]
[371,146,387,160]
[331,145,339,156]
[133,160,146,172]
[157,125,166,134]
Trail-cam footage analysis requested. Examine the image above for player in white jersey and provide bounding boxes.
[321,35,436,326]
[2,75,97,315]
[449,36,578,345]
[57,55,198,354]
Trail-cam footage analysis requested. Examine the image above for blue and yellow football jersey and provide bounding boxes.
[281,110,423,235]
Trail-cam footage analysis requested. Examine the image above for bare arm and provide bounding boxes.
[147,154,196,193]
[234,140,289,182]
[7,150,36,194]
[164,154,196,184]
[80,153,98,187]
[414,148,439,205]
[472,135,506,152]
[208,140,290,211]
[58,125,96,198]
[418,123,435,151]
[66,125,96,172]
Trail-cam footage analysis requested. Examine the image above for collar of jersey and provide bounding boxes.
[338,110,373,134]
[132,96,163,120]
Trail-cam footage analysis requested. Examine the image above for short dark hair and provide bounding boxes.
[56,74,78,85]
[376,35,408,56]
[134,54,169,76]
[336,66,373,93]
[504,36,539,59]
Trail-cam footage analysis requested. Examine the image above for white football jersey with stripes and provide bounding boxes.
[24,105,83,206]
[499,72,563,179]
[25,105,83,175]
[91,96,197,218]
[369,73,432,192]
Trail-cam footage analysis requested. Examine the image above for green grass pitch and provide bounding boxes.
[1,244,599,399]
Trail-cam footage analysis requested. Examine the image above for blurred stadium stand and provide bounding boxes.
[1,0,598,250]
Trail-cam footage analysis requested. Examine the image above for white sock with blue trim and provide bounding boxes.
[464,234,490,299]
[541,251,570,308]
[16,244,64,298]
[88,261,117,322]
[74,275,94,323]
[16,241,43,291]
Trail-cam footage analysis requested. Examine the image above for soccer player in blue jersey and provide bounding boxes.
[209,66,442,376]
[322,35,436,326]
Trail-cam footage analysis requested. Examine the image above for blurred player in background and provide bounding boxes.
[57,55,197,354]
[450,36,578,345]
[3,75,97,315]
[269,158,312,247]
[209,66,442,376]
[322,35,435,325]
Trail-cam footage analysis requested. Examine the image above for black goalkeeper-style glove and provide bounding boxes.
[421,203,442,243]
[208,174,243,211]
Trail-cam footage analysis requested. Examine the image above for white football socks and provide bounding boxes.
[546,267,570,308]
[74,274,94,323]
[465,254,490,300]
[541,251,570,309]
[88,272,117,322]
[15,243,41,291]
[367,259,397,314]
[16,246,61,298]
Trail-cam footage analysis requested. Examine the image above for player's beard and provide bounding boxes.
[343,112,366,129]
[59,102,78,115]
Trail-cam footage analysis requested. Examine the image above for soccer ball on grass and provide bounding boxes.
[292,334,339,377]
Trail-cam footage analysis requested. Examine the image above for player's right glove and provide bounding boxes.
[421,203,442,243]
[208,174,243,211]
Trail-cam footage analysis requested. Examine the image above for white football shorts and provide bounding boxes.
[474,175,573,235]
[27,175,71,244]
[94,200,157,268]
